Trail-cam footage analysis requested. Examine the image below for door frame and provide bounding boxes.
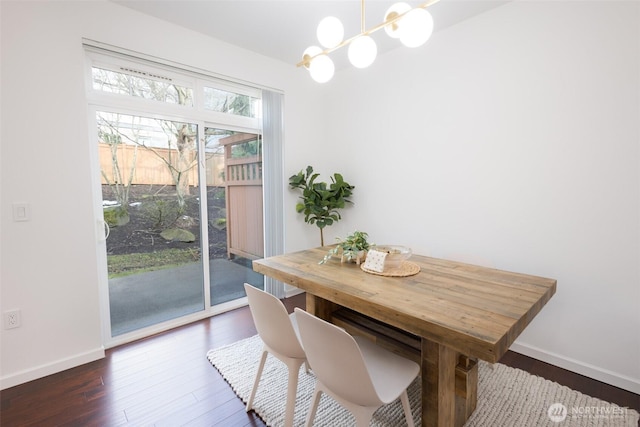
[84,44,274,348]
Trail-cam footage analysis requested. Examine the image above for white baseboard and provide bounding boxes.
[510,340,640,395]
[285,286,304,298]
[0,347,105,390]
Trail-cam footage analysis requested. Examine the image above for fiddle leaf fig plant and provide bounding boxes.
[289,165,355,246]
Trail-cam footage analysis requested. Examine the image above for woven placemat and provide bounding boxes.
[361,261,421,277]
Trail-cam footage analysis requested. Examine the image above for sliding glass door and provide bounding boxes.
[86,46,268,343]
[97,112,205,336]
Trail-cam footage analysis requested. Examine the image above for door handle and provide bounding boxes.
[98,219,110,241]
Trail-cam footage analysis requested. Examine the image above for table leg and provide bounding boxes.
[305,293,337,321]
[455,355,478,427]
[421,338,456,427]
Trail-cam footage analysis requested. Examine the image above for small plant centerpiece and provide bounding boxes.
[289,165,355,246]
[320,231,371,265]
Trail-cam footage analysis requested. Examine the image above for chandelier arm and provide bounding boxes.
[297,32,365,68]
[296,0,439,68]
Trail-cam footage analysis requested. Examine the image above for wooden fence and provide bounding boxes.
[221,133,264,259]
[99,143,225,187]
[100,137,263,260]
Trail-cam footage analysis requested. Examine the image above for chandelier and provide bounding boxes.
[298,0,439,83]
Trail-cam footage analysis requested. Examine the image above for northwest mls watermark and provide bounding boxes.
[548,402,630,423]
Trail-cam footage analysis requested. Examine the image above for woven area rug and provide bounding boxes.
[207,335,639,427]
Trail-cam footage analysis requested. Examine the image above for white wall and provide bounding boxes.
[319,1,640,393]
[0,0,323,389]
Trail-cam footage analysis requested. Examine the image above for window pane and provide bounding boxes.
[92,67,194,106]
[204,126,264,306]
[205,129,262,159]
[231,135,262,159]
[203,87,259,118]
[97,111,204,336]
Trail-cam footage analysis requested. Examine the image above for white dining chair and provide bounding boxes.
[294,308,420,427]
[243,283,307,427]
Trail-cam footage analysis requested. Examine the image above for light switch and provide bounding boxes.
[12,203,30,222]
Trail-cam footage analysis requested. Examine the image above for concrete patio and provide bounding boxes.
[108,257,263,336]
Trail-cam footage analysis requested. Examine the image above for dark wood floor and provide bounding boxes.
[1,293,638,426]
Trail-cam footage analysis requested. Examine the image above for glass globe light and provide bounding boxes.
[317,16,344,48]
[302,45,322,69]
[348,35,377,68]
[400,8,434,48]
[383,2,411,39]
[309,54,335,83]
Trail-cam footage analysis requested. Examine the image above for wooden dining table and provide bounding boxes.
[253,246,556,427]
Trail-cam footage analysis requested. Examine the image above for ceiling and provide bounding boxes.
[113,0,509,70]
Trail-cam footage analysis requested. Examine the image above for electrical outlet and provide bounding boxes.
[4,309,21,329]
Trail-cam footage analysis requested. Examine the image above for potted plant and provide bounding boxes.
[289,166,355,246]
[320,231,371,265]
